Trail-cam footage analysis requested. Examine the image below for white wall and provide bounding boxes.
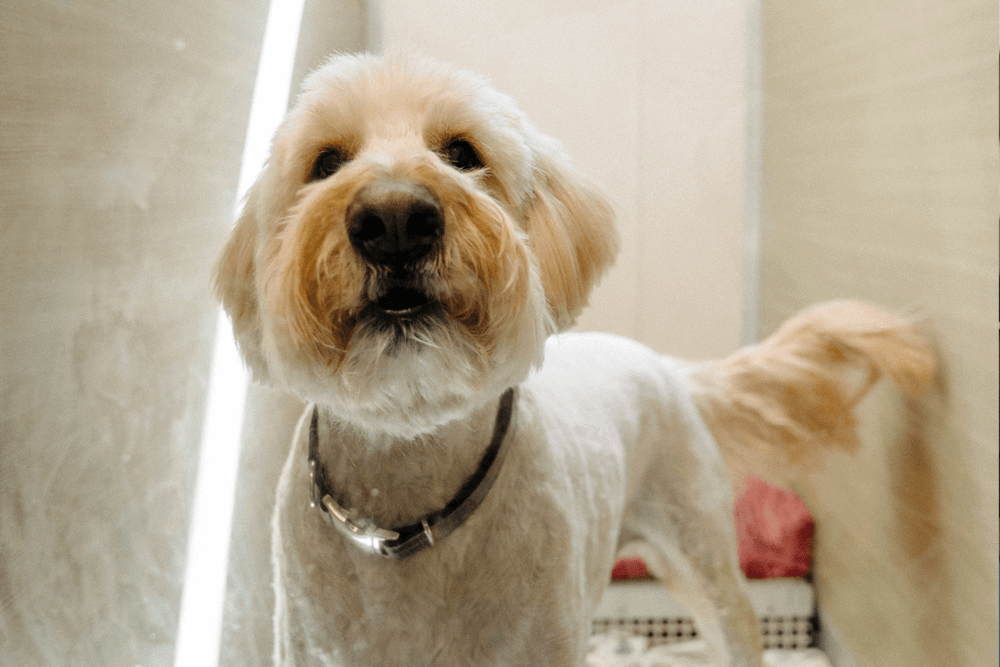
[376,0,755,360]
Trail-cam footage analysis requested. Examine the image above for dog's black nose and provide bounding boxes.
[346,180,444,267]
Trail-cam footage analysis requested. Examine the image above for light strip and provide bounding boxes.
[173,2,305,665]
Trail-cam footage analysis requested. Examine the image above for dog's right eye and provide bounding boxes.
[443,139,483,171]
[311,149,345,180]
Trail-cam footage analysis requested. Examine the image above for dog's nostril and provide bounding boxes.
[407,207,443,241]
[353,213,387,242]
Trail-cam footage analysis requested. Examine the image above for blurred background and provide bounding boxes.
[1,1,996,666]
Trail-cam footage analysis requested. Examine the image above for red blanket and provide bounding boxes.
[612,477,813,580]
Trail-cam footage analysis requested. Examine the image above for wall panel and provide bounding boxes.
[377,0,752,359]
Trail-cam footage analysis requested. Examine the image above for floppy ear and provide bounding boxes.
[212,190,270,382]
[524,149,619,330]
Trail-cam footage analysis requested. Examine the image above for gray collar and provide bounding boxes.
[308,387,517,560]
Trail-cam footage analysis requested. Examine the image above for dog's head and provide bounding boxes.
[213,53,618,436]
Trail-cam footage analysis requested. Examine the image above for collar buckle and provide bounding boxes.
[309,459,401,556]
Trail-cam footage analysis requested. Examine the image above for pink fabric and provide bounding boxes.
[611,477,813,580]
[734,476,813,579]
[610,556,649,579]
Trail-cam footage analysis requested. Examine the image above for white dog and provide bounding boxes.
[213,53,935,667]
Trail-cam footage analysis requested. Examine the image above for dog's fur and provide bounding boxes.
[213,53,936,666]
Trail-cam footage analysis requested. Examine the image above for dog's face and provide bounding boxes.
[214,53,618,436]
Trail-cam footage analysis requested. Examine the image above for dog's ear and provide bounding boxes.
[212,188,270,382]
[523,148,619,330]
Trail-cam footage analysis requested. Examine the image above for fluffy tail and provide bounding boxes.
[686,300,937,488]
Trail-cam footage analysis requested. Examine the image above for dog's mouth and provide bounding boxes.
[348,272,449,350]
[374,286,431,316]
[356,282,443,341]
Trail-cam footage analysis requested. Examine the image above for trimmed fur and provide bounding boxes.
[212,53,936,667]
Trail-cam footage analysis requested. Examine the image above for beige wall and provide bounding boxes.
[0,1,267,665]
[377,0,755,359]
[761,1,998,666]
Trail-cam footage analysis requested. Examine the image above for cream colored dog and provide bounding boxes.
[213,53,935,667]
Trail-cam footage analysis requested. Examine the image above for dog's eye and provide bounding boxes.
[443,139,483,171]
[311,148,345,180]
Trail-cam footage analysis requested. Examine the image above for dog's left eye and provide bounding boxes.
[443,139,483,171]
[311,148,345,180]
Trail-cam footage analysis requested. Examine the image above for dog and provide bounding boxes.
[212,52,936,666]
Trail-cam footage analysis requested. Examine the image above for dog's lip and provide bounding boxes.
[373,287,432,315]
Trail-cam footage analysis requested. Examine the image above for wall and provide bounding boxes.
[0,0,268,664]
[760,1,998,665]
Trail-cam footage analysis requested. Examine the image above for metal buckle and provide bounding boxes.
[311,458,400,556]
[320,493,400,557]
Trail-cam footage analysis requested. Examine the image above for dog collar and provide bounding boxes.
[308,387,517,560]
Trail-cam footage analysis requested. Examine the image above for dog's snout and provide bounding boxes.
[346,181,443,267]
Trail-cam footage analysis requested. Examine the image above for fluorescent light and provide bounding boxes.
[173,2,305,665]
[173,311,249,667]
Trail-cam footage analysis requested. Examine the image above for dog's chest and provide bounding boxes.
[323,564,535,665]
[274,417,623,666]
[272,353,661,665]
[279,479,585,666]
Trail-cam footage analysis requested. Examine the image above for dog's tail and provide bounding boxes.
[685,300,937,488]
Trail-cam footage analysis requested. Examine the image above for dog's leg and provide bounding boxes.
[621,499,761,667]
[621,402,763,666]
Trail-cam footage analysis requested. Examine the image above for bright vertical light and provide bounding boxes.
[173,2,305,666]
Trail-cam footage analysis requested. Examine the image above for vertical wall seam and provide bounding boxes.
[740,0,764,345]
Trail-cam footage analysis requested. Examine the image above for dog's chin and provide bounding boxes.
[334,318,514,439]
[267,309,533,441]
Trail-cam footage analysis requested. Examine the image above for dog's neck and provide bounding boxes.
[311,392,511,531]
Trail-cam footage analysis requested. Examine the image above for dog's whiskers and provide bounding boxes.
[409,330,441,350]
